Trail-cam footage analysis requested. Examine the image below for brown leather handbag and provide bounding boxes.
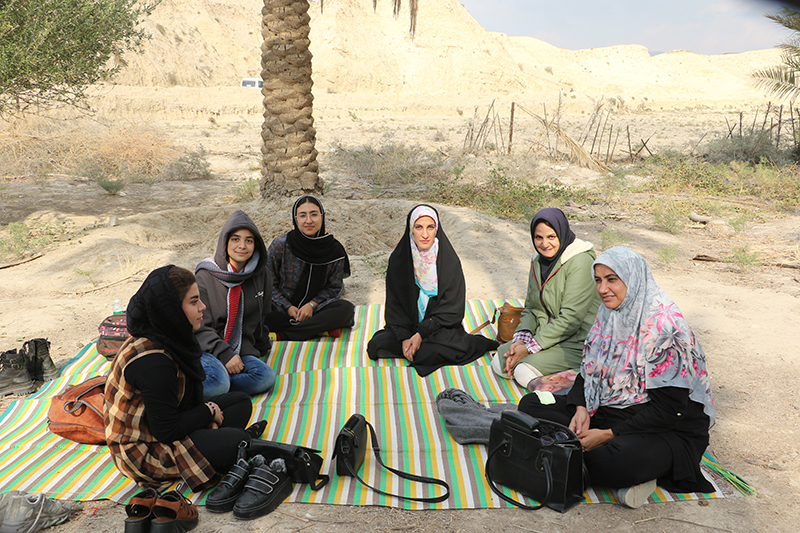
[471,303,524,344]
[48,376,107,445]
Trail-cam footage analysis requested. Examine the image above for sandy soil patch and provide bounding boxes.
[2,106,799,532]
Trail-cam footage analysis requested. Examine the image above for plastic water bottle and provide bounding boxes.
[112,299,124,314]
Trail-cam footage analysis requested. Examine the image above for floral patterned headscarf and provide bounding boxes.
[582,247,715,426]
[409,205,440,321]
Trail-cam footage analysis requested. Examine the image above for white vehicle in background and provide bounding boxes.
[240,78,263,88]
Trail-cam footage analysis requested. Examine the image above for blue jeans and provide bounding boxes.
[201,353,275,400]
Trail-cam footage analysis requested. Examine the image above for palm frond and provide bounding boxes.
[754,7,800,99]
[767,8,800,32]
[753,65,800,99]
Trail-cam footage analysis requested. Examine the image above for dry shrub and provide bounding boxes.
[0,117,181,180]
[91,126,181,179]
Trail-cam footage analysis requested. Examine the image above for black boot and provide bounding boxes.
[22,338,59,382]
[0,349,36,396]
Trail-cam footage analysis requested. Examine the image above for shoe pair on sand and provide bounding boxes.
[205,449,293,520]
[0,339,59,397]
[124,487,199,533]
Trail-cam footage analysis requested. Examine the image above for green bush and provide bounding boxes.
[599,228,627,250]
[0,221,67,260]
[705,132,790,166]
[233,180,259,202]
[651,199,684,234]
[728,245,761,272]
[0,0,158,114]
[428,165,592,221]
[642,151,800,208]
[644,152,735,195]
[656,244,680,269]
[161,146,213,180]
[97,178,125,195]
[330,143,449,196]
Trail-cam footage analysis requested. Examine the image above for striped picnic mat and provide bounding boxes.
[0,299,739,508]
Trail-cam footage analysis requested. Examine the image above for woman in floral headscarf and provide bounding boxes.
[367,204,498,376]
[518,247,716,508]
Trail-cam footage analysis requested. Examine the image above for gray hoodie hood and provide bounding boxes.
[213,210,268,273]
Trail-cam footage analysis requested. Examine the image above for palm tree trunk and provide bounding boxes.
[260,0,320,197]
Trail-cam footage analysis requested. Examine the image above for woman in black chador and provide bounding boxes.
[367,204,499,376]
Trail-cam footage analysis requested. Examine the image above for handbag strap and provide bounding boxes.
[310,472,329,490]
[62,381,106,418]
[469,307,500,335]
[340,420,450,503]
[484,438,553,510]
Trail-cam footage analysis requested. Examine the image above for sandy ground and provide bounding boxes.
[1,0,798,528]
[1,109,799,533]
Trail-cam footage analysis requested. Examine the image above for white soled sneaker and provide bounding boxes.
[615,479,657,509]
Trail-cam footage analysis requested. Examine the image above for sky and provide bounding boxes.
[458,0,799,55]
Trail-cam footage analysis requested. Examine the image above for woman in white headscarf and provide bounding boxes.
[367,204,498,376]
[518,247,716,508]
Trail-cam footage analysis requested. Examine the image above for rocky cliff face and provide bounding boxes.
[111,0,554,94]
[110,0,779,109]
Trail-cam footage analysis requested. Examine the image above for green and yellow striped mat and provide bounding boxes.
[0,300,744,508]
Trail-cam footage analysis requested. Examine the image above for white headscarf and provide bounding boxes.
[409,205,440,321]
[582,247,715,426]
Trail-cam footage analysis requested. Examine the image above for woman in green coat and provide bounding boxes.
[491,208,601,389]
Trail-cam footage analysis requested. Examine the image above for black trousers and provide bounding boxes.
[518,393,674,489]
[265,299,355,341]
[190,391,252,473]
[367,326,499,377]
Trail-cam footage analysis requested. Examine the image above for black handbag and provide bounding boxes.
[246,439,329,490]
[332,413,450,503]
[485,410,586,513]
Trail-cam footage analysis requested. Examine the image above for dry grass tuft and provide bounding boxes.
[0,117,183,181]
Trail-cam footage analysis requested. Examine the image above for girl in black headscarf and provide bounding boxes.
[265,196,355,340]
[491,208,601,390]
[105,266,264,492]
[368,204,499,376]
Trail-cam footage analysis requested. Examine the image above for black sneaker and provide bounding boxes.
[232,458,293,520]
[0,350,35,397]
[207,449,264,513]
[22,338,59,382]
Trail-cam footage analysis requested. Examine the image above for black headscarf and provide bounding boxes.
[285,196,351,306]
[384,204,466,332]
[530,207,576,281]
[126,266,206,400]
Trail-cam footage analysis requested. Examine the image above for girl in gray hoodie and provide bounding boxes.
[195,210,275,399]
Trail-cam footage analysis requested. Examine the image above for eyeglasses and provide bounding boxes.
[540,431,571,446]
[296,212,321,221]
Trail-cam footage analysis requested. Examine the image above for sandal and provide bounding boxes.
[124,487,158,533]
[150,489,198,533]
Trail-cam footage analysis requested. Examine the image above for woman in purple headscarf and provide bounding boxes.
[491,208,601,389]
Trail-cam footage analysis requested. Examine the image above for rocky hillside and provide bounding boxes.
[110,0,780,110]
